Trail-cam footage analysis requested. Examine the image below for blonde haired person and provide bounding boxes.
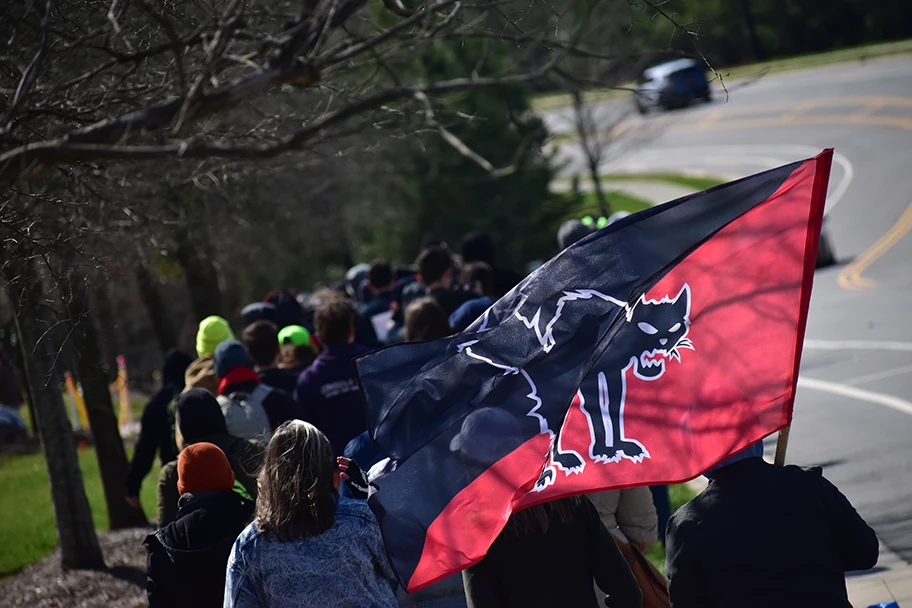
[224,420,399,608]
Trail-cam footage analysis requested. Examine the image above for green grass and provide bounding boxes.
[599,172,724,193]
[717,38,912,82]
[554,172,726,217]
[0,445,160,577]
[533,88,628,112]
[644,483,700,574]
[568,189,653,218]
[533,38,912,112]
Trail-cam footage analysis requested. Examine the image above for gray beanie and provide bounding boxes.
[213,340,254,379]
[557,219,594,250]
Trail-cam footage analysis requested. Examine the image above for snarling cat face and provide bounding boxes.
[626,284,693,380]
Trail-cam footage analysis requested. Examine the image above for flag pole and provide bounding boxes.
[776,150,832,468]
[774,426,790,466]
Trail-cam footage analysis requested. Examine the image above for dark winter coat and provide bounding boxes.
[157,434,263,527]
[145,490,254,608]
[0,360,22,408]
[428,287,474,317]
[293,343,371,456]
[665,457,879,608]
[463,498,642,608]
[491,267,522,299]
[359,291,396,347]
[256,367,298,394]
[126,349,192,497]
[449,296,495,333]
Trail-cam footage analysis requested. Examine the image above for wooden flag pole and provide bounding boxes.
[774,426,791,466]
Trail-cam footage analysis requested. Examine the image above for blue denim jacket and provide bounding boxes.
[225,497,399,608]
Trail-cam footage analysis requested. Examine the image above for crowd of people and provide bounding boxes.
[126,228,878,608]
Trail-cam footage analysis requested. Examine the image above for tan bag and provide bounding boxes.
[612,536,671,608]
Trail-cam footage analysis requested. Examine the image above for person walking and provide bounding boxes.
[588,487,658,552]
[359,259,398,345]
[242,320,297,394]
[125,348,193,509]
[414,246,473,317]
[293,297,370,456]
[213,340,300,441]
[405,297,453,342]
[241,302,277,328]
[144,442,254,607]
[459,231,521,298]
[462,496,642,608]
[449,262,497,333]
[277,325,319,376]
[185,316,235,395]
[0,344,22,410]
[157,389,262,527]
[224,420,399,608]
[665,443,879,607]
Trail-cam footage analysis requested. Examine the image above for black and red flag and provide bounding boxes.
[355,150,832,592]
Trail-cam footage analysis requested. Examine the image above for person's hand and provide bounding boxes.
[337,456,370,499]
[125,496,141,509]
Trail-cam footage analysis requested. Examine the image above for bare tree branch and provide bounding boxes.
[0,65,552,180]
[1,1,52,135]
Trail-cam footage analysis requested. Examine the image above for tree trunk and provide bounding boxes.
[63,271,149,529]
[586,153,611,218]
[88,283,121,384]
[3,257,104,570]
[571,88,611,217]
[175,228,225,323]
[134,247,178,355]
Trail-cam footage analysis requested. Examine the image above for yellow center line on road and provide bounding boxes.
[838,200,912,290]
[675,114,912,134]
[776,99,817,125]
[703,96,912,117]
[670,95,912,134]
[850,98,886,119]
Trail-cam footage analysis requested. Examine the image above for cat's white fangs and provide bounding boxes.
[639,350,668,370]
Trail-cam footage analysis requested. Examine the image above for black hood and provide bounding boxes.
[178,388,228,442]
[162,349,193,389]
[143,490,254,608]
[151,491,253,555]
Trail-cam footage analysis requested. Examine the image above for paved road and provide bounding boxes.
[546,57,912,563]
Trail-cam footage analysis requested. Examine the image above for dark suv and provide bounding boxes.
[633,58,711,114]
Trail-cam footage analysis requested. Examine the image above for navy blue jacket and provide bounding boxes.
[359,292,396,347]
[449,296,495,333]
[256,367,298,394]
[293,343,372,456]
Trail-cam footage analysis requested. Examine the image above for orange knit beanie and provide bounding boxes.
[177,442,236,495]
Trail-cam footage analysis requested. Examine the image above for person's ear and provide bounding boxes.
[333,470,342,491]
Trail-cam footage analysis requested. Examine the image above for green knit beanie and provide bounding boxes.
[196,316,235,358]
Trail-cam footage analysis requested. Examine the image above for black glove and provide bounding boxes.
[340,458,371,499]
